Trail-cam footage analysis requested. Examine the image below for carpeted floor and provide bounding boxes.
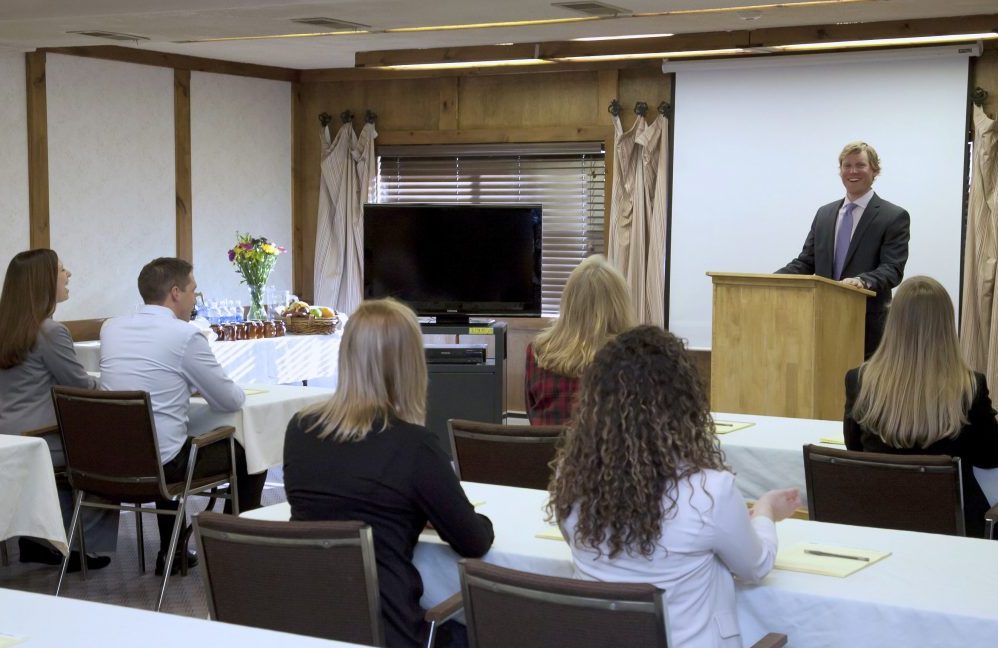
[0,471,287,619]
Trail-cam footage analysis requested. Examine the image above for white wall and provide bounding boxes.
[47,54,175,320]
[668,48,971,348]
[0,51,29,287]
[190,71,292,307]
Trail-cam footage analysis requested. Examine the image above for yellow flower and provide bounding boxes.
[261,243,277,255]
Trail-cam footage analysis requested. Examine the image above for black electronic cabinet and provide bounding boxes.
[422,322,506,458]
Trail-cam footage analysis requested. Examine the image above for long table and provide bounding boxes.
[715,411,998,506]
[0,435,68,554]
[0,588,368,647]
[75,331,343,385]
[188,385,333,474]
[244,481,998,647]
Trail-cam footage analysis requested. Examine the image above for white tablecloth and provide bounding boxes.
[75,331,343,385]
[0,435,68,554]
[189,385,334,474]
[715,411,998,506]
[0,589,368,647]
[245,481,998,648]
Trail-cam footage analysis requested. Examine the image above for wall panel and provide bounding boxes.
[191,71,292,307]
[0,52,29,284]
[47,54,175,320]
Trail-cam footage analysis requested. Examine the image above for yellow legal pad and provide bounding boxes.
[713,421,754,434]
[536,526,565,541]
[819,436,846,445]
[775,543,890,577]
[243,388,268,396]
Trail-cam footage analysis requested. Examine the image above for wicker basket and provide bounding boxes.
[284,316,338,335]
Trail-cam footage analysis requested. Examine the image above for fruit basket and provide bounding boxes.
[284,315,338,335]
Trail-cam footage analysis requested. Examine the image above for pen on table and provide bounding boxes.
[715,422,733,428]
[803,549,870,562]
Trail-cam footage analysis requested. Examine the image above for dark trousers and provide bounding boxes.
[156,438,265,552]
[864,309,887,360]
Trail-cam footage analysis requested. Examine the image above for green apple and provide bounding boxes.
[309,307,323,317]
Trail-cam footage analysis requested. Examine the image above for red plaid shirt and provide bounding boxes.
[525,343,581,426]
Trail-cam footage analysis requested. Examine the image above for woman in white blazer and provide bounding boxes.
[548,326,799,648]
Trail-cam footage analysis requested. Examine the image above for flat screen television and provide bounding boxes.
[363,203,542,321]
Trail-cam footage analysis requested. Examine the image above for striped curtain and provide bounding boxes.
[607,114,647,313]
[636,113,670,327]
[960,105,998,389]
[313,123,359,312]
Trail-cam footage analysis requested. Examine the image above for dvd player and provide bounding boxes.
[425,344,487,364]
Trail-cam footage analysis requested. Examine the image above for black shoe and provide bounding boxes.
[155,548,198,576]
[66,552,111,573]
[18,538,62,565]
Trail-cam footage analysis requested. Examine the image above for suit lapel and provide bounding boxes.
[817,200,842,277]
[843,193,881,271]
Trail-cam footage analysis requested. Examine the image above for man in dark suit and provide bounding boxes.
[777,141,910,358]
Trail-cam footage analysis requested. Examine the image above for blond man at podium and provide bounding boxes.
[776,141,910,358]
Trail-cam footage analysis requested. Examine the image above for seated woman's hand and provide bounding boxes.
[751,488,801,522]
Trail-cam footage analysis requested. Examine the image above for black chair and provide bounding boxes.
[802,444,998,537]
[194,512,461,646]
[51,386,238,610]
[447,419,564,490]
[459,559,788,648]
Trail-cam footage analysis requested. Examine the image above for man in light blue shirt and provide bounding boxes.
[101,257,264,574]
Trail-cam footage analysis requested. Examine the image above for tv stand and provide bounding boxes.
[422,322,506,458]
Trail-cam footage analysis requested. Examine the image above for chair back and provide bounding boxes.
[52,386,168,502]
[460,559,668,648]
[803,444,964,535]
[448,419,564,490]
[193,512,384,646]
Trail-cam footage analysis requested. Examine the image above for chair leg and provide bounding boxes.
[156,496,186,612]
[56,490,85,596]
[77,505,88,580]
[135,506,146,573]
[229,438,240,516]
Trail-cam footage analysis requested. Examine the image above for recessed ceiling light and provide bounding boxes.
[67,30,148,42]
[383,58,553,70]
[572,32,674,41]
[552,2,632,18]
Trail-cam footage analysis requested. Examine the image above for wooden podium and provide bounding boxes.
[707,272,874,421]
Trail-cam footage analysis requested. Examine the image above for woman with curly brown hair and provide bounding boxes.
[548,326,799,648]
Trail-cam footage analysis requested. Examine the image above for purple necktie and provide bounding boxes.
[833,202,857,280]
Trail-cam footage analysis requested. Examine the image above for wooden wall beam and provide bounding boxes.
[291,81,309,300]
[40,45,298,82]
[25,51,49,249]
[438,77,460,130]
[174,69,193,262]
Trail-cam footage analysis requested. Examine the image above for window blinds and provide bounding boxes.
[375,142,606,315]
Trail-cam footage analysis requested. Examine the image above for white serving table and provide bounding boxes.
[715,411,998,506]
[188,385,334,474]
[245,481,998,648]
[0,589,369,647]
[75,331,343,386]
[0,435,68,555]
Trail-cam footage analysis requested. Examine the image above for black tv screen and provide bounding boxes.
[363,203,542,318]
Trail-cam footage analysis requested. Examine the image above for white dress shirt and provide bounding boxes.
[99,305,245,464]
[562,469,778,648]
[833,188,875,257]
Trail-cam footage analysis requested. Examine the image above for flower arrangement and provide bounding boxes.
[228,233,285,320]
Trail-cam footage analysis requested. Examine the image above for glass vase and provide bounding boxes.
[247,283,267,321]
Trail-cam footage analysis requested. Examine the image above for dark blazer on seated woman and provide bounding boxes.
[845,368,998,537]
[284,413,495,648]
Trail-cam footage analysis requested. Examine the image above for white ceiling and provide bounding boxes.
[0,1,995,69]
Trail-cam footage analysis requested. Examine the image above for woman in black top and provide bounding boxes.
[845,276,998,537]
[284,299,494,647]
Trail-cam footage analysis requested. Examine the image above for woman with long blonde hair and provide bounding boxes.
[283,298,494,647]
[525,254,634,424]
[549,326,799,648]
[845,275,998,536]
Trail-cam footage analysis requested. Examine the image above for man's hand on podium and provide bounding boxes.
[840,277,866,290]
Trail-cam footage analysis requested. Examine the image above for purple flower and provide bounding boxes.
[240,242,254,250]
[228,249,236,262]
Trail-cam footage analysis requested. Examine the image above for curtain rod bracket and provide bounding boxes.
[658,101,672,118]
[608,99,621,117]
[972,87,989,108]
[634,101,648,117]
[365,109,378,124]
[340,110,354,124]
[318,112,332,127]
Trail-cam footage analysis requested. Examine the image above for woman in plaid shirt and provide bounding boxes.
[525,255,634,425]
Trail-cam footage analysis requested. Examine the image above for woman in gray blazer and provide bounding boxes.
[0,249,117,571]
